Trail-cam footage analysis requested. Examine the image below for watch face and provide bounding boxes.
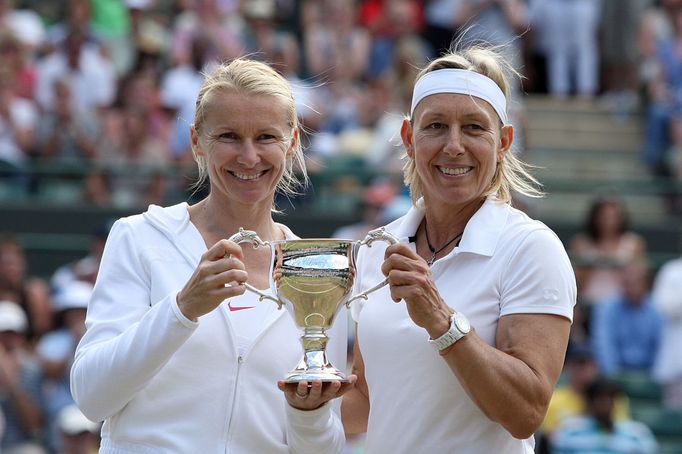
[454,313,471,333]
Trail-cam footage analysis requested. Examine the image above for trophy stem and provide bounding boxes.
[284,328,348,383]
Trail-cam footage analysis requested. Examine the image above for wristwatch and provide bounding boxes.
[428,312,471,351]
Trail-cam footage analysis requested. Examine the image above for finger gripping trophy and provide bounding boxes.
[229,227,397,383]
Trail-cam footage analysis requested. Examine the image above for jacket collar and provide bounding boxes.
[142,202,298,268]
[143,202,198,266]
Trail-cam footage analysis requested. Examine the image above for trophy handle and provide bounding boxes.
[227,228,284,310]
[346,227,398,308]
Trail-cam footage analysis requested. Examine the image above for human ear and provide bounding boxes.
[286,129,298,158]
[400,119,414,159]
[498,124,513,162]
[190,127,204,157]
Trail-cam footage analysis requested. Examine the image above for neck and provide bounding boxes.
[424,219,464,265]
[421,197,483,246]
[190,196,281,242]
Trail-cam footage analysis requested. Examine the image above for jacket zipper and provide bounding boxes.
[224,354,243,449]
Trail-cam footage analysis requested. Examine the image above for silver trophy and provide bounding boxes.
[228,227,397,383]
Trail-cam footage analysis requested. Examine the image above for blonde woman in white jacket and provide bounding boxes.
[71,58,351,453]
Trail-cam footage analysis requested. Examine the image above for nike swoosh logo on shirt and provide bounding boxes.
[227,301,255,312]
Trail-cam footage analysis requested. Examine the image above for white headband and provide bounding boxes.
[410,68,509,124]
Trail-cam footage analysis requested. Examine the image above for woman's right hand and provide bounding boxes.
[177,239,249,321]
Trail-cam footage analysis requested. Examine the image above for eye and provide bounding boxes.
[464,123,485,131]
[426,122,446,130]
[218,132,238,141]
[257,133,279,143]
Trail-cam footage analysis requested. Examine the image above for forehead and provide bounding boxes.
[202,89,291,128]
[413,93,498,122]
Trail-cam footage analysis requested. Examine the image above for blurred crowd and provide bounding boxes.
[1,0,682,453]
[0,0,681,210]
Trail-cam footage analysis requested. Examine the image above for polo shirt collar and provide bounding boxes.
[387,195,509,258]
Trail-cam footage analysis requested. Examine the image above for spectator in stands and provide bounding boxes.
[300,0,371,160]
[0,65,38,179]
[160,30,208,164]
[87,0,135,76]
[332,178,398,240]
[118,71,172,145]
[125,0,170,79]
[591,261,663,377]
[267,26,321,139]
[365,36,430,175]
[551,378,658,454]
[37,280,91,453]
[44,0,100,53]
[538,343,630,453]
[362,0,430,79]
[342,43,576,452]
[0,0,45,56]
[0,30,37,101]
[240,0,298,66]
[0,300,46,454]
[169,0,242,72]
[421,0,464,57]
[651,241,682,410]
[302,0,370,82]
[569,195,648,306]
[455,0,529,73]
[664,5,682,187]
[639,0,682,213]
[599,0,650,115]
[35,30,117,113]
[50,222,110,294]
[35,76,99,166]
[0,234,52,343]
[539,0,602,99]
[86,105,170,209]
[55,404,100,454]
[70,58,350,453]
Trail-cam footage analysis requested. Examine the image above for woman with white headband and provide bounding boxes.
[342,44,576,452]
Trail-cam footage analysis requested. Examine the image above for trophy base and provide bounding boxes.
[284,367,349,384]
[284,349,349,383]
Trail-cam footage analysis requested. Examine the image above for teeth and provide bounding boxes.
[232,171,264,180]
[439,166,470,175]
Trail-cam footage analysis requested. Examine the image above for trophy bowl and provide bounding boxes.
[229,228,396,383]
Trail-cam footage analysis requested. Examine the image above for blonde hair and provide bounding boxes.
[403,43,543,205]
[192,58,307,199]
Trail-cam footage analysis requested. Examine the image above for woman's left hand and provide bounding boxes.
[381,243,452,336]
[278,377,357,411]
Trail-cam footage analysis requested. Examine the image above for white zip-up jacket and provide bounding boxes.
[71,203,347,453]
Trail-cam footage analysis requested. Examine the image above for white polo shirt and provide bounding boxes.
[351,197,576,454]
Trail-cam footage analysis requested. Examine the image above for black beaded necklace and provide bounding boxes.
[424,221,464,266]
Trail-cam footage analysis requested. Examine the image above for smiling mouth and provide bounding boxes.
[438,166,472,176]
[230,170,268,180]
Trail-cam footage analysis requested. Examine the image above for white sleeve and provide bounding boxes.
[70,219,198,422]
[285,402,346,454]
[499,228,577,320]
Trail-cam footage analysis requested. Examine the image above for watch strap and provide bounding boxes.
[428,312,470,351]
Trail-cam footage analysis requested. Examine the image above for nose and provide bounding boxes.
[443,127,465,156]
[236,139,261,167]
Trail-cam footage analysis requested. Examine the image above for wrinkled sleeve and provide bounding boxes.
[70,219,198,422]
[285,402,345,454]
